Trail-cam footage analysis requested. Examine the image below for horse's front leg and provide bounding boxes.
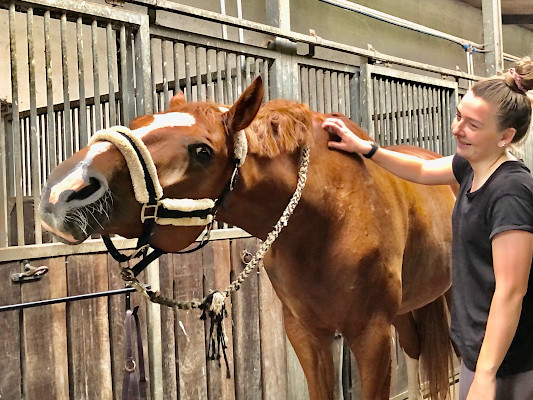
[348,317,392,400]
[283,307,335,400]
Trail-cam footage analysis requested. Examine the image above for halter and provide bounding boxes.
[89,126,248,276]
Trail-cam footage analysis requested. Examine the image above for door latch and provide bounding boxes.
[11,260,49,283]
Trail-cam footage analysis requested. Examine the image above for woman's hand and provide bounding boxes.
[467,371,496,400]
[322,117,373,155]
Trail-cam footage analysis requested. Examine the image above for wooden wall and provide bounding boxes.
[0,236,411,399]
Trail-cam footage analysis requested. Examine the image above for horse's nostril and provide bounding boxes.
[65,177,102,203]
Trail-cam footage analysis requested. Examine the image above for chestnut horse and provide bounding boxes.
[39,77,455,400]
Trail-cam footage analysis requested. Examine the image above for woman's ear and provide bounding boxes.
[499,127,517,147]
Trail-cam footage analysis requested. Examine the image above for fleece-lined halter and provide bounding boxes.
[89,125,248,275]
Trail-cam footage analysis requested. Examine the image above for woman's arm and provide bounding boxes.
[322,117,457,185]
[467,230,533,400]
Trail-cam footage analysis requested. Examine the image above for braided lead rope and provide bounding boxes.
[221,145,310,298]
[123,145,310,310]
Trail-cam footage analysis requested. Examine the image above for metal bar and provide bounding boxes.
[9,3,24,246]
[60,13,72,158]
[134,27,144,117]
[184,44,192,101]
[120,25,133,126]
[150,38,159,111]
[92,20,102,132]
[316,69,324,114]
[411,84,419,146]
[308,67,317,111]
[27,7,42,244]
[77,17,88,148]
[359,64,373,136]
[300,66,308,106]
[263,58,270,102]
[44,11,56,176]
[390,79,398,144]
[435,88,443,154]
[138,15,153,116]
[319,0,482,48]
[324,71,332,113]
[396,81,403,144]
[0,287,140,313]
[373,78,381,143]
[196,46,203,101]
[216,50,224,104]
[161,40,169,109]
[206,49,214,101]
[107,23,117,125]
[225,52,233,104]
[344,73,350,118]
[349,71,359,125]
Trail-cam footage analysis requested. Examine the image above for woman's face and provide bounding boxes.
[451,90,504,163]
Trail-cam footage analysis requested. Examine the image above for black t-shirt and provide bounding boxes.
[451,154,533,376]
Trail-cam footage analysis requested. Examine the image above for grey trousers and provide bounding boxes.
[459,362,533,400]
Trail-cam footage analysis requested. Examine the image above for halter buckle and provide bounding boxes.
[141,203,159,223]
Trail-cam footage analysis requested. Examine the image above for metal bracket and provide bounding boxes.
[11,260,49,283]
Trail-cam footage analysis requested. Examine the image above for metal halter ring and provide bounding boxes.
[140,203,159,223]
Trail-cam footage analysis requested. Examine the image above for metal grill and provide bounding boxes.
[0,1,151,247]
[361,64,458,155]
[299,61,359,120]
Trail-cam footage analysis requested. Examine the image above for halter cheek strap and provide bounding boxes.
[89,125,247,276]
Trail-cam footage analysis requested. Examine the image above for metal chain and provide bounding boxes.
[123,145,310,309]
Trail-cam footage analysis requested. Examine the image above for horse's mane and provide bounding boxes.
[246,100,315,158]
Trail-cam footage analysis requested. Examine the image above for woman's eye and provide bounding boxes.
[190,144,213,161]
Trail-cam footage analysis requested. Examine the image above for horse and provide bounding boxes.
[39,76,456,400]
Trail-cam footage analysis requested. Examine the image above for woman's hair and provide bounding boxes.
[471,57,533,143]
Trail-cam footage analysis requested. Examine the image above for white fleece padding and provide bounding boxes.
[155,215,213,226]
[89,126,163,203]
[159,198,215,211]
[234,130,248,167]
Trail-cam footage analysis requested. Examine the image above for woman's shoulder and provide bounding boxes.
[493,160,533,195]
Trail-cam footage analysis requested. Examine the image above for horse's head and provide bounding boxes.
[39,77,264,251]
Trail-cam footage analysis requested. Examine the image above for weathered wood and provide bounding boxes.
[258,260,287,399]
[230,238,262,400]
[0,261,22,400]
[202,240,235,400]
[22,257,69,400]
[107,253,128,400]
[173,250,208,399]
[66,253,113,400]
[158,253,178,400]
[286,336,309,400]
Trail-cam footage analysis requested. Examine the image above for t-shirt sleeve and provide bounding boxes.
[489,193,533,240]
[452,154,471,184]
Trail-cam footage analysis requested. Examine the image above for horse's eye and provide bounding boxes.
[189,144,213,162]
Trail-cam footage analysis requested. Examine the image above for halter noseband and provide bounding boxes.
[89,125,247,275]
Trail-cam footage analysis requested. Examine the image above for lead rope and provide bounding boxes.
[122,146,310,376]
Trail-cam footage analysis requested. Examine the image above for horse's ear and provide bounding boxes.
[222,76,264,134]
[168,91,186,110]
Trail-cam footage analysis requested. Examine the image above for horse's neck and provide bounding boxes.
[218,151,308,240]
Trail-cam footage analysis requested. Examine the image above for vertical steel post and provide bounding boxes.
[265,0,299,100]
[482,0,504,76]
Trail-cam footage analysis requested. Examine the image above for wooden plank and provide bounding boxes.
[258,258,287,399]
[107,253,128,400]
[173,250,208,399]
[230,238,262,400]
[202,240,235,400]
[158,253,178,400]
[0,261,22,400]
[66,253,113,400]
[22,257,69,400]
[286,336,309,400]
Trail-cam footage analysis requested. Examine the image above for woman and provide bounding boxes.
[322,59,533,400]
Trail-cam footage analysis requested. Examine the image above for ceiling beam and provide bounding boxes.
[502,14,533,24]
